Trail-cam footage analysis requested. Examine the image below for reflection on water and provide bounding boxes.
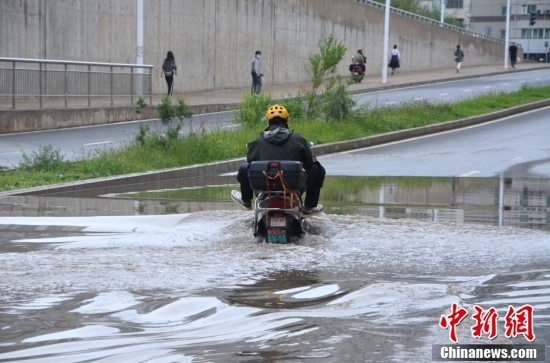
[2,176,549,231]
[1,268,548,362]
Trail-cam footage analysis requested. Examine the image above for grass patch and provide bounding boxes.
[120,175,497,210]
[1,85,549,192]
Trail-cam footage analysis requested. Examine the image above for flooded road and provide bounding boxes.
[1,176,549,362]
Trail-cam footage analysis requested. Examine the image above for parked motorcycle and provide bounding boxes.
[349,62,364,83]
[247,160,308,243]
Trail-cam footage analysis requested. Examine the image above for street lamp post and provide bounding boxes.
[136,0,144,96]
[382,0,390,84]
[504,0,511,69]
[441,0,446,24]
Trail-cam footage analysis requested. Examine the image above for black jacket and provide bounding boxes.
[246,126,314,169]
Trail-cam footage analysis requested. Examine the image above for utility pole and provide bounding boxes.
[546,0,548,63]
[382,0,390,84]
[136,0,144,95]
[441,0,446,24]
[504,0,511,69]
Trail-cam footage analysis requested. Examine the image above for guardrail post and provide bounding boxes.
[39,62,43,108]
[88,64,91,107]
[64,63,68,108]
[12,61,16,109]
[110,65,114,106]
[131,66,134,105]
[149,67,153,105]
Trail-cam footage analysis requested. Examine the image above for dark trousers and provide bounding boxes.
[510,53,517,67]
[237,161,326,208]
[251,75,262,94]
[165,75,174,95]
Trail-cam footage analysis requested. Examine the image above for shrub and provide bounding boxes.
[232,92,273,128]
[18,145,65,171]
[322,84,357,121]
[135,124,150,146]
[156,96,193,125]
[133,96,148,115]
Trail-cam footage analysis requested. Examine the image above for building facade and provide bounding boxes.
[469,0,550,60]
[419,0,473,28]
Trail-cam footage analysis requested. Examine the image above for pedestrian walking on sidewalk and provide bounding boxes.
[509,43,518,69]
[389,45,400,75]
[251,50,263,95]
[454,45,464,73]
[161,51,177,96]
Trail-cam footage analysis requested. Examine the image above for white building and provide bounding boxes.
[469,0,550,59]
[419,0,473,28]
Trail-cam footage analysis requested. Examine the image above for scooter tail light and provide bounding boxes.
[267,197,286,209]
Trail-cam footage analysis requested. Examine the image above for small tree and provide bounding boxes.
[302,35,355,121]
[152,96,194,146]
[133,96,148,116]
[303,35,347,119]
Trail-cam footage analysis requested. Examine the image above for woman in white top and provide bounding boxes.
[389,45,400,75]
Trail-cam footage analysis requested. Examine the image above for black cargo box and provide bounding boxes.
[248,161,306,191]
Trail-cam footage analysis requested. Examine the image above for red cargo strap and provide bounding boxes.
[262,170,301,210]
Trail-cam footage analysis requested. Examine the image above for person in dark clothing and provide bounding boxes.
[231,105,325,215]
[161,51,177,96]
[509,43,518,69]
[454,45,464,73]
[389,45,401,75]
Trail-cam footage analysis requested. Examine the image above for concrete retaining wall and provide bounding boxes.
[0,105,158,134]
[1,0,505,95]
[0,102,242,134]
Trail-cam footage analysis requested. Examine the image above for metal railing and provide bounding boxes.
[354,0,506,44]
[0,57,153,109]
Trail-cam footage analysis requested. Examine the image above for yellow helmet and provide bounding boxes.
[266,104,289,121]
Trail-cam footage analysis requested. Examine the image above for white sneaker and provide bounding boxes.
[231,190,252,210]
[301,204,323,218]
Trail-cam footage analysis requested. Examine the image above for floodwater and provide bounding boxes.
[0,176,549,362]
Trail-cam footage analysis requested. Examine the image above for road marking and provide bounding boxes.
[414,97,423,100]
[0,152,21,156]
[536,78,542,81]
[384,102,396,105]
[459,170,480,177]
[520,80,526,83]
[83,141,113,146]
[439,93,449,96]
[462,89,471,92]
[502,83,509,86]
[510,157,523,162]
[484,86,492,88]
[222,124,241,129]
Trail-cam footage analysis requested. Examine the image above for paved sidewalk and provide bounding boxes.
[1,63,548,112]
[179,62,550,109]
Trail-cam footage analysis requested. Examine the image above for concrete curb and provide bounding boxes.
[2,98,549,198]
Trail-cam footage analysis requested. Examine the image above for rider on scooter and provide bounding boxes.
[231,104,325,215]
[351,49,366,73]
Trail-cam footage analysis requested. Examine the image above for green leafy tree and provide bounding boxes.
[372,0,465,28]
